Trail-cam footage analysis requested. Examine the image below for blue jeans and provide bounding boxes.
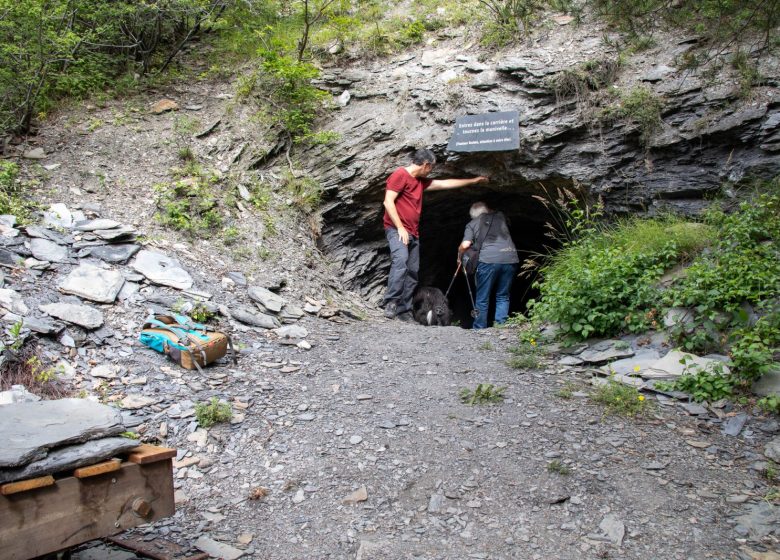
[383,228,419,313]
[473,262,517,329]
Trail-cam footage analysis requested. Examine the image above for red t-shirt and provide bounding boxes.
[382,167,432,237]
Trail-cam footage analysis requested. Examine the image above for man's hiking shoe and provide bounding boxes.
[396,311,415,323]
[383,302,398,318]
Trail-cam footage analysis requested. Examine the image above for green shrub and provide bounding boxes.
[758,395,780,415]
[0,161,33,223]
[666,362,738,403]
[666,191,780,353]
[195,397,232,428]
[602,86,664,147]
[528,216,713,340]
[154,164,223,235]
[281,172,323,213]
[591,378,651,416]
[460,383,506,405]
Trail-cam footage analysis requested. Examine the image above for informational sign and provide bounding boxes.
[447,110,520,152]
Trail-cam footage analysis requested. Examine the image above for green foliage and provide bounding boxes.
[665,191,780,354]
[121,431,140,440]
[479,341,494,351]
[154,164,223,235]
[556,381,576,399]
[195,397,232,428]
[528,216,713,340]
[729,309,780,382]
[460,383,506,405]
[507,342,542,369]
[591,378,651,417]
[478,0,543,46]
[758,395,780,415]
[281,172,323,213]
[0,161,34,224]
[547,57,622,105]
[601,86,664,147]
[190,302,216,323]
[670,368,737,403]
[593,0,780,46]
[0,0,229,134]
[732,49,763,98]
[547,459,571,475]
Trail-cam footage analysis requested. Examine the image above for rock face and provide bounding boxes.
[0,399,125,467]
[298,34,780,301]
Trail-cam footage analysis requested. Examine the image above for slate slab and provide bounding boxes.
[29,238,68,263]
[0,437,138,483]
[0,399,125,467]
[275,325,308,339]
[195,537,244,560]
[87,244,141,264]
[59,263,125,303]
[25,225,71,245]
[94,225,136,241]
[578,341,634,364]
[39,302,104,329]
[0,288,28,315]
[230,307,280,329]
[600,350,660,376]
[74,218,122,231]
[0,248,22,268]
[642,349,731,379]
[248,286,286,313]
[723,413,748,437]
[132,250,193,290]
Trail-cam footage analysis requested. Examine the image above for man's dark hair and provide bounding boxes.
[411,148,436,166]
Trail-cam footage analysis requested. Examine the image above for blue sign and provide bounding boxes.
[447,110,520,152]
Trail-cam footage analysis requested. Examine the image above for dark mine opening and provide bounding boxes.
[417,185,560,327]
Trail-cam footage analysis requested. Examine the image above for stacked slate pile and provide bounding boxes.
[0,398,139,483]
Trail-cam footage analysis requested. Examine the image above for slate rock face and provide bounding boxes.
[230,307,280,329]
[0,399,125,467]
[132,250,193,290]
[0,437,138,483]
[59,263,125,303]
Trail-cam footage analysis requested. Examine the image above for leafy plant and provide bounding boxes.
[601,86,664,147]
[195,397,232,428]
[672,369,737,403]
[556,382,576,399]
[478,0,543,46]
[591,378,651,417]
[479,341,494,351]
[507,343,541,369]
[190,302,216,323]
[0,161,34,223]
[154,164,223,235]
[758,395,780,415]
[281,172,323,213]
[121,431,140,440]
[460,383,506,405]
[547,459,571,475]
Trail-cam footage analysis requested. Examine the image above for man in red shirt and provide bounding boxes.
[383,148,488,321]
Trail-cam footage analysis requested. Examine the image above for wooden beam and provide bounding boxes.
[73,458,122,479]
[0,475,55,496]
[127,444,177,465]
[0,459,175,560]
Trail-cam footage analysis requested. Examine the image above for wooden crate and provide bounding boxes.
[0,445,176,560]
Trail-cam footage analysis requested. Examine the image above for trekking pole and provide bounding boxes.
[444,262,462,298]
[462,264,479,318]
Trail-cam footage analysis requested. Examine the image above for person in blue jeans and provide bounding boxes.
[458,202,519,329]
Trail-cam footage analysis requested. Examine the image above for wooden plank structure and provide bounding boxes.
[0,445,176,560]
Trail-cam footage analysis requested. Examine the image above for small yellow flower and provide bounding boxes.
[530,339,537,346]
[638,395,645,401]
[633,365,641,372]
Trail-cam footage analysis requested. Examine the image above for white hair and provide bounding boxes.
[469,202,489,220]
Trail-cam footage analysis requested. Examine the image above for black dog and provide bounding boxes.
[413,287,452,326]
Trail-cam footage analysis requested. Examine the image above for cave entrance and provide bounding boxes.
[417,185,560,328]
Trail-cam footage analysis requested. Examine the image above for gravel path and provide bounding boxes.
[133,317,773,560]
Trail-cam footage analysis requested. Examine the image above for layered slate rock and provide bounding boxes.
[39,302,104,329]
[86,244,141,264]
[59,262,125,303]
[230,307,280,329]
[0,437,138,483]
[74,218,122,232]
[248,286,286,313]
[132,250,193,290]
[0,288,29,315]
[29,238,68,263]
[0,399,125,467]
